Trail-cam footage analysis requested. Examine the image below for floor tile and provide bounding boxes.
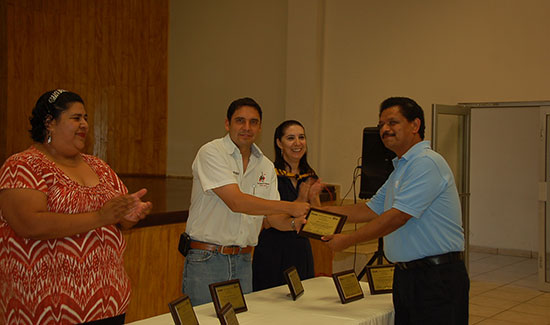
[467,254,547,323]
[510,274,539,290]
[470,281,502,297]
[469,261,504,276]
[476,318,524,324]
[469,314,486,324]
[510,302,550,318]
[469,303,508,318]
[527,293,550,307]
[492,310,550,324]
[479,285,543,303]
[498,259,538,277]
[469,295,520,309]
[472,270,529,285]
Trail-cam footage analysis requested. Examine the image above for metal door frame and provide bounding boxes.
[434,100,550,291]
[539,106,550,292]
[432,104,471,269]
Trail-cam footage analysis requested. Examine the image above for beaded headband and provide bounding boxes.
[48,89,67,104]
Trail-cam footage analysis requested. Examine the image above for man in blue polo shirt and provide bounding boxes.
[323,97,469,324]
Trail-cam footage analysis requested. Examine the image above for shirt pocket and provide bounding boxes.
[252,183,272,199]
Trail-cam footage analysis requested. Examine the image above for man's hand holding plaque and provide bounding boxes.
[298,208,347,240]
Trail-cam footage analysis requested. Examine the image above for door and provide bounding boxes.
[432,104,471,269]
[539,107,550,292]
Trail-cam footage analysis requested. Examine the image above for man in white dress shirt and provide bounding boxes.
[182,97,310,306]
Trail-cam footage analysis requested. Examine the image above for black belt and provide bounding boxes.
[396,252,464,270]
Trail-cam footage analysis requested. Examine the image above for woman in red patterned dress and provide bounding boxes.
[0,90,152,324]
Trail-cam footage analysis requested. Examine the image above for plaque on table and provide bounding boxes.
[283,266,304,300]
[365,264,395,295]
[332,270,364,304]
[217,303,240,325]
[209,279,248,314]
[298,208,347,240]
[168,294,199,325]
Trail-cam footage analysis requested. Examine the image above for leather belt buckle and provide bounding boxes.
[220,245,239,255]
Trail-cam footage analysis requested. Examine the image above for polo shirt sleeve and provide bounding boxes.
[366,180,387,215]
[392,156,448,218]
[193,144,238,192]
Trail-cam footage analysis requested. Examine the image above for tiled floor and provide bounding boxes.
[469,252,550,324]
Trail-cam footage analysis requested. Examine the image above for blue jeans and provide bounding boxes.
[182,249,253,306]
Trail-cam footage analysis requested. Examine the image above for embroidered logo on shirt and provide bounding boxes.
[233,171,240,175]
[257,172,270,187]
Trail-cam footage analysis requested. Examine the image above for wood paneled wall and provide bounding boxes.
[1,0,168,175]
[123,222,187,323]
[0,1,7,160]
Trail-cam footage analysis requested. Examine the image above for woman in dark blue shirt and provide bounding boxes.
[252,120,322,291]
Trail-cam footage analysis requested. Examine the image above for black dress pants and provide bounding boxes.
[393,260,470,325]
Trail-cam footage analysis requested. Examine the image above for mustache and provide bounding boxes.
[382,132,395,138]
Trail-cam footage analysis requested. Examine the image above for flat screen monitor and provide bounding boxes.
[359,127,396,199]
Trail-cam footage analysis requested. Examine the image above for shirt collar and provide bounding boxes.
[222,133,263,158]
[393,140,431,166]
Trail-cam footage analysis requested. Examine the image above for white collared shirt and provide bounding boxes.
[185,134,280,247]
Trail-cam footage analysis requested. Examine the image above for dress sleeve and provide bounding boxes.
[0,156,48,194]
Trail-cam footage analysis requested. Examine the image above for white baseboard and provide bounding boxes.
[470,245,538,259]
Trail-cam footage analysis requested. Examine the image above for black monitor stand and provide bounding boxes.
[357,238,390,280]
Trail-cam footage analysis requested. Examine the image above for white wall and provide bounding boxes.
[167,0,288,176]
[470,107,539,252]
[320,0,550,190]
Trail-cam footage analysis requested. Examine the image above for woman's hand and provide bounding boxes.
[100,188,152,224]
[308,178,323,200]
[302,177,323,207]
[297,180,311,202]
[122,189,153,223]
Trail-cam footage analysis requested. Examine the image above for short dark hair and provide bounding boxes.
[226,97,262,121]
[29,90,84,142]
[273,120,316,175]
[379,97,425,139]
